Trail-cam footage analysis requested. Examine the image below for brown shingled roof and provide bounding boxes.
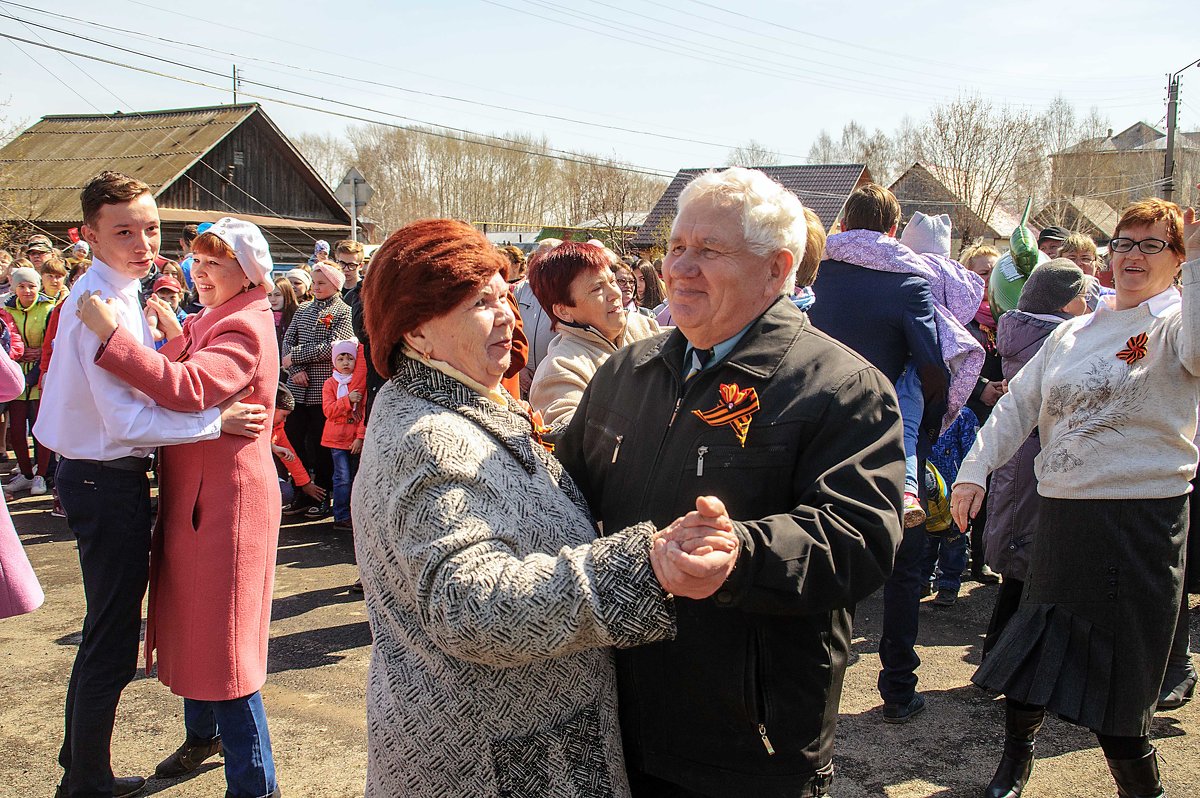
[631,164,871,250]
[0,104,263,222]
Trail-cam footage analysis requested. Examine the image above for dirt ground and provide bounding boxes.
[1,486,1196,798]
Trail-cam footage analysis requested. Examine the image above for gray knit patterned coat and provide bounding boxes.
[352,356,676,798]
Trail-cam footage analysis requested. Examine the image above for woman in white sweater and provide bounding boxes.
[952,197,1200,798]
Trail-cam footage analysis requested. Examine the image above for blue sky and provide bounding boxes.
[1,0,1196,176]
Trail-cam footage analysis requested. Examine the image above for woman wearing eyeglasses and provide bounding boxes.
[951,197,1200,798]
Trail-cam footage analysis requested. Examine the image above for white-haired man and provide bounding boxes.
[557,167,904,797]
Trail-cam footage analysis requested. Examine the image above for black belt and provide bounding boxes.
[65,455,153,472]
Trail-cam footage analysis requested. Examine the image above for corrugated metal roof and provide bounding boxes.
[0,104,258,222]
[631,164,868,249]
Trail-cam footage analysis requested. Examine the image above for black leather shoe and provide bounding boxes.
[882,692,926,723]
[984,703,1045,798]
[1106,748,1164,798]
[1156,667,1196,711]
[154,736,222,778]
[113,777,147,798]
[55,776,146,798]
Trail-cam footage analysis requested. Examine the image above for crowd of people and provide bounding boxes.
[0,166,1196,798]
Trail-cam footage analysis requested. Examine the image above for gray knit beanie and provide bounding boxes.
[1018,258,1087,314]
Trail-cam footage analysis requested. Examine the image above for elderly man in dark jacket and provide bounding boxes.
[557,167,905,798]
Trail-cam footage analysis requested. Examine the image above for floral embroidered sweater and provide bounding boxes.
[956,259,1200,500]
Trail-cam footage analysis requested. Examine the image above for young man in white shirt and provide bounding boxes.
[34,171,266,798]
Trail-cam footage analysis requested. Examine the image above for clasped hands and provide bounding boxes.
[650,495,740,600]
[75,290,182,343]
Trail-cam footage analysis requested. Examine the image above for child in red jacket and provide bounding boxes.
[322,339,364,532]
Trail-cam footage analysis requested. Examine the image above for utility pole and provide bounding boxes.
[232,65,240,104]
[1164,58,1200,204]
[1163,74,1179,202]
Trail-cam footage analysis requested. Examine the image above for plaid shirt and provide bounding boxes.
[282,295,354,405]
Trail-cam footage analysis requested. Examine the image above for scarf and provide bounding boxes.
[332,371,353,399]
[974,299,994,329]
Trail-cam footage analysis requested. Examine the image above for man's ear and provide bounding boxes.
[81,224,99,249]
[766,249,794,295]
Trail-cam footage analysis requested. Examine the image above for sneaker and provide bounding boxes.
[882,692,927,724]
[903,492,926,528]
[4,472,32,494]
[972,564,1002,585]
[51,497,66,518]
[30,476,47,496]
[932,588,958,607]
[305,502,330,520]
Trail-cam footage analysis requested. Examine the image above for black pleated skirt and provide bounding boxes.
[973,494,1188,736]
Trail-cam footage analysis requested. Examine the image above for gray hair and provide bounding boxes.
[674,167,806,292]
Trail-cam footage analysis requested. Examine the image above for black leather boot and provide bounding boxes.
[1106,749,1165,798]
[983,702,1045,798]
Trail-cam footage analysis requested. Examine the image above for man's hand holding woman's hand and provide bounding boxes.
[651,495,741,600]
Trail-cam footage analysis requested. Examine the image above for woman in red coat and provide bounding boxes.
[78,217,280,798]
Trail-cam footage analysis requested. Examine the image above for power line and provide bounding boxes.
[0,9,323,256]
[0,1,819,163]
[0,30,677,180]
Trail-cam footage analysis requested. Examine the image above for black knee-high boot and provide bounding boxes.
[984,700,1045,798]
[1106,749,1164,798]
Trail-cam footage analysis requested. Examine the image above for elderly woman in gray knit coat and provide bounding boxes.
[354,219,740,798]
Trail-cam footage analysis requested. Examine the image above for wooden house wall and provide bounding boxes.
[157,115,344,224]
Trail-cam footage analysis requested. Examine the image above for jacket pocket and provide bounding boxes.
[490,702,615,798]
[743,629,777,756]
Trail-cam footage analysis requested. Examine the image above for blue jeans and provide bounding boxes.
[330,448,352,523]
[184,692,276,798]
[896,365,923,495]
[921,532,968,592]
[878,519,925,704]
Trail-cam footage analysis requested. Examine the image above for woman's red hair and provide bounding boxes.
[526,242,611,329]
[362,219,508,377]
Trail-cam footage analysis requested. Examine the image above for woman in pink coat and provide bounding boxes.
[79,217,280,798]
[0,341,43,619]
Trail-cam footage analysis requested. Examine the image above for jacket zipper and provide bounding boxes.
[750,628,775,755]
[696,446,709,476]
[610,434,624,464]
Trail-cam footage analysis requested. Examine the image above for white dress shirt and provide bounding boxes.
[33,257,220,460]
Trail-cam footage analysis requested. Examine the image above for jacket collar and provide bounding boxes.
[555,322,619,353]
[184,287,269,332]
[634,295,805,381]
[394,356,592,518]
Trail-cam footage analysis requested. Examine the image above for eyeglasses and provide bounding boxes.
[1109,237,1168,255]
[336,259,361,269]
[614,279,636,288]
[1063,253,1097,265]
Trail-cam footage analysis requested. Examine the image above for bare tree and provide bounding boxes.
[915,94,1042,242]
[806,121,901,184]
[292,131,352,188]
[727,139,781,168]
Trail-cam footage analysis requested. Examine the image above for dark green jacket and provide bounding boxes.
[557,297,904,796]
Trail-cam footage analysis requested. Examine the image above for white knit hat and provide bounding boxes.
[900,212,953,257]
[285,268,312,291]
[205,217,273,286]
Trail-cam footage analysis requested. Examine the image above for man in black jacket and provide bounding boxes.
[557,167,904,798]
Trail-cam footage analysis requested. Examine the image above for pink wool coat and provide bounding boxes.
[96,289,281,701]
[0,348,43,619]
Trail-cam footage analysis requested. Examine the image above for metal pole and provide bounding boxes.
[1164,74,1179,202]
[232,65,238,104]
[351,179,359,243]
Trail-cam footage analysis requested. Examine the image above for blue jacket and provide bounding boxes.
[808,258,948,444]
